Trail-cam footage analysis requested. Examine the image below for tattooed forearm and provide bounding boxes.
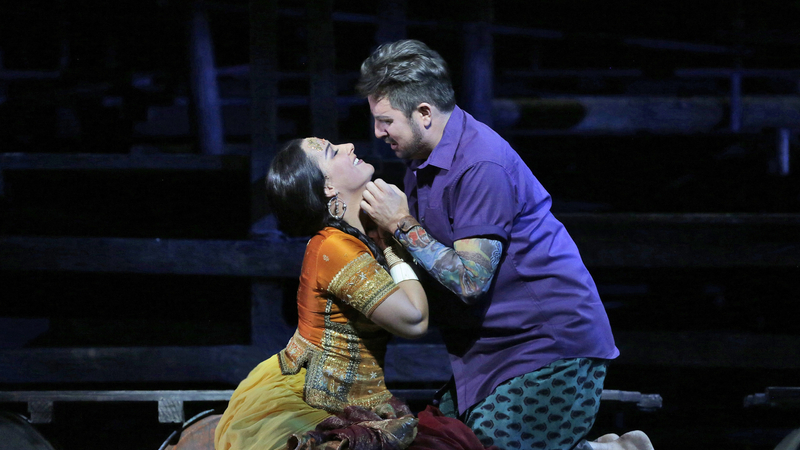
[395,225,502,304]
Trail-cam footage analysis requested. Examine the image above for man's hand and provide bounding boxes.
[361,179,411,233]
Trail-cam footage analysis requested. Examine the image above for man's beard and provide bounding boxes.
[392,119,426,160]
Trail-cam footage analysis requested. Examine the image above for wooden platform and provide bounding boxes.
[0,388,662,424]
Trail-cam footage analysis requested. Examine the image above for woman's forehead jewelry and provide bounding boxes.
[305,138,325,152]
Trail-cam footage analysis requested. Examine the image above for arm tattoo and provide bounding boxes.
[396,225,502,304]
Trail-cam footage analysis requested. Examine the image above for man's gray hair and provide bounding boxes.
[357,39,456,117]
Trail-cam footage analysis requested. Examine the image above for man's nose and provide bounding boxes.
[374,122,386,138]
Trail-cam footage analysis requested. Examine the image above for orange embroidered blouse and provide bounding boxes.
[278,227,399,413]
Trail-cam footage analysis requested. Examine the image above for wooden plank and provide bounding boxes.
[600,390,662,410]
[385,344,451,382]
[0,388,662,407]
[622,37,745,55]
[562,213,800,268]
[0,346,268,385]
[0,389,661,408]
[614,331,800,370]
[187,1,225,155]
[504,68,644,79]
[0,390,234,403]
[0,153,248,171]
[0,344,448,385]
[461,0,495,127]
[494,96,800,133]
[0,69,61,81]
[0,390,234,424]
[306,0,339,141]
[744,387,800,407]
[248,0,279,232]
[251,280,295,354]
[0,236,306,276]
[375,0,407,44]
[1,214,799,275]
[505,67,800,80]
[675,68,800,79]
[1,331,798,386]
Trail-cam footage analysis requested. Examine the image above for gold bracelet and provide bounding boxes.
[383,246,403,268]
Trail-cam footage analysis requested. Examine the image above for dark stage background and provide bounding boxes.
[1,1,799,449]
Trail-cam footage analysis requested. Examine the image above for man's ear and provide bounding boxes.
[417,103,433,129]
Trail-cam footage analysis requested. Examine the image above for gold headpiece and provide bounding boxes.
[305,138,325,152]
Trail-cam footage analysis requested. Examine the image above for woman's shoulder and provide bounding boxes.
[310,227,369,255]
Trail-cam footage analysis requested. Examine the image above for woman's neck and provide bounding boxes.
[339,190,365,234]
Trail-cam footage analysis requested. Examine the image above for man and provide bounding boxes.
[358,39,649,450]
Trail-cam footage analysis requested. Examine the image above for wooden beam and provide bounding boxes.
[1,214,798,275]
[249,0,279,231]
[385,344,451,382]
[494,96,800,134]
[0,69,61,81]
[0,153,248,171]
[614,331,800,369]
[0,390,234,423]
[503,68,644,79]
[0,390,233,403]
[1,331,798,387]
[127,94,800,138]
[461,0,494,126]
[187,0,225,155]
[375,0,407,44]
[0,388,661,421]
[622,37,746,55]
[563,213,800,268]
[306,0,339,141]
[503,67,800,80]
[0,344,448,385]
[0,388,661,408]
[0,346,267,385]
[675,68,800,79]
[0,236,306,276]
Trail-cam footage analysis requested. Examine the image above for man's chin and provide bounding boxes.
[390,146,404,158]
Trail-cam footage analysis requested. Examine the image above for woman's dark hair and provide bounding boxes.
[265,139,388,269]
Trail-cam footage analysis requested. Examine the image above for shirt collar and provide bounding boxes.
[409,105,464,171]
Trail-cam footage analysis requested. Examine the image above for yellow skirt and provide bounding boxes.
[215,355,332,450]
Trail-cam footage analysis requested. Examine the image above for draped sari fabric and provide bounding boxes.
[215,228,495,450]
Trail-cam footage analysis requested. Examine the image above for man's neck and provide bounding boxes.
[421,109,452,159]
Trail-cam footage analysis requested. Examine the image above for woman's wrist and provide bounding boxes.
[384,245,418,283]
[383,246,403,268]
[389,262,418,284]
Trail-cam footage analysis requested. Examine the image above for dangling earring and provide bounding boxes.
[327,192,347,220]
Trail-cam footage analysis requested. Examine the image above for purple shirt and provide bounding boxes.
[404,106,619,415]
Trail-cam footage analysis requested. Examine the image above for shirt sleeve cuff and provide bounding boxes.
[452,224,508,242]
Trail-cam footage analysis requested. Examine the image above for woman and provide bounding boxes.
[214,138,491,450]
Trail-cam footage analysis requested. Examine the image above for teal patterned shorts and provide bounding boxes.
[437,358,607,450]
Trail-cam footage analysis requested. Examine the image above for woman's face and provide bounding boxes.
[302,138,374,198]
